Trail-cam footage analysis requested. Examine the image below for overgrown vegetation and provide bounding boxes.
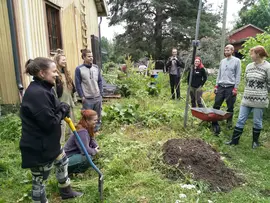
[1,56,270,203]
[240,28,270,70]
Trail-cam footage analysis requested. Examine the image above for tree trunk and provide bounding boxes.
[154,6,163,59]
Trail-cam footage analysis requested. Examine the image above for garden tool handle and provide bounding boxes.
[64,117,104,202]
[64,117,103,178]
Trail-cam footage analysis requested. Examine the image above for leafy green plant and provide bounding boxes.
[103,103,140,124]
[0,114,21,141]
[103,61,118,73]
[240,28,270,71]
[146,84,160,96]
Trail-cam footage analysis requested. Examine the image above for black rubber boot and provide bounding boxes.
[252,128,261,149]
[59,185,83,200]
[225,127,243,145]
[212,121,221,135]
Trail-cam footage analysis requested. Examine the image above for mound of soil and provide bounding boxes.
[163,138,242,192]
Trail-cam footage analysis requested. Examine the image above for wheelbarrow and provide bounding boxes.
[191,108,232,134]
[64,117,104,202]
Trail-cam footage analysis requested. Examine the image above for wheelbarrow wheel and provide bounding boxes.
[212,124,221,135]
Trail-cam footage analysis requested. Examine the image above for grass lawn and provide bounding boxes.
[0,72,270,203]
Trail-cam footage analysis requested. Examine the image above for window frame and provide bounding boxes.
[44,1,63,55]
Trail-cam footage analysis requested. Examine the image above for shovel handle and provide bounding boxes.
[64,117,104,202]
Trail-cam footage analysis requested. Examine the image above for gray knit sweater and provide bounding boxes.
[241,61,270,108]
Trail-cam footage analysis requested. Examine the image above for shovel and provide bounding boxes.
[64,117,104,202]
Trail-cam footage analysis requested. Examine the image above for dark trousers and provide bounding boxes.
[169,74,180,99]
[213,85,236,125]
[83,97,102,131]
[190,87,203,108]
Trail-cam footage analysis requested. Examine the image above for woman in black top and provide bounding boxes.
[20,57,82,202]
[187,57,207,107]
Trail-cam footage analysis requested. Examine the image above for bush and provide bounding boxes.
[0,114,21,141]
[103,103,140,125]
[240,28,270,71]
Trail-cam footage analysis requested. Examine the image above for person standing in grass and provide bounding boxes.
[226,45,270,148]
[166,48,185,100]
[54,49,76,144]
[212,44,241,131]
[187,57,208,107]
[64,109,100,174]
[75,49,103,132]
[20,57,82,203]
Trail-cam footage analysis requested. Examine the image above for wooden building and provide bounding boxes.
[228,24,264,58]
[0,0,108,104]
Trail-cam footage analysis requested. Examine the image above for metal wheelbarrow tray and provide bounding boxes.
[191,108,231,122]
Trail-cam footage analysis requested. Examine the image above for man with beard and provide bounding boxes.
[212,44,241,134]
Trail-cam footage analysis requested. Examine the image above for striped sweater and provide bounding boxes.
[241,61,270,108]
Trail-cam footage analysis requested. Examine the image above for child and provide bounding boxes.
[64,109,100,174]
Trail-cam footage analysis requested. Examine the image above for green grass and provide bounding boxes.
[1,73,270,203]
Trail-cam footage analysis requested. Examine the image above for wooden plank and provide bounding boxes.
[0,0,19,104]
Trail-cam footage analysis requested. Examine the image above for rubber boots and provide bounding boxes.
[252,128,261,149]
[225,127,243,145]
[59,185,83,200]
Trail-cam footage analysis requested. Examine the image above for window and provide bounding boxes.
[45,3,62,52]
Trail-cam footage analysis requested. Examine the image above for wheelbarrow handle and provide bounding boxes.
[64,117,104,202]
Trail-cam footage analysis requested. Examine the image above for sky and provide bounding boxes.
[100,0,243,41]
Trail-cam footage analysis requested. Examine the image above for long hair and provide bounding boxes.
[195,57,204,69]
[76,110,97,137]
[54,49,74,92]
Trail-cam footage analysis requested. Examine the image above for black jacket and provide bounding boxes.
[166,56,185,77]
[187,67,207,88]
[20,78,64,168]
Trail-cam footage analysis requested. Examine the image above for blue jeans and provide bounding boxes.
[68,154,90,174]
[236,105,264,129]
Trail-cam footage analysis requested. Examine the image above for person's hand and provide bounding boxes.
[95,147,100,153]
[214,85,218,94]
[59,102,70,118]
[82,97,86,103]
[232,88,237,96]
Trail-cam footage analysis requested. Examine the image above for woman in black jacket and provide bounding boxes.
[187,57,207,107]
[20,57,82,203]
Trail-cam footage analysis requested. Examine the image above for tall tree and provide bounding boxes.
[108,0,220,61]
[236,0,270,30]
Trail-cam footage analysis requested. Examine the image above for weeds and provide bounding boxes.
[1,66,270,203]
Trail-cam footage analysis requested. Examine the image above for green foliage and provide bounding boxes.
[197,37,221,69]
[236,0,270,30]
[109,0,220,60]
[2,66,270,203]
[112,57,152,97]
[0,114,21,141]
[146,84,160,96]
[239,29,270,70]
[101,37,125,64]
[103,61,118,74]
[103,103,140,125]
